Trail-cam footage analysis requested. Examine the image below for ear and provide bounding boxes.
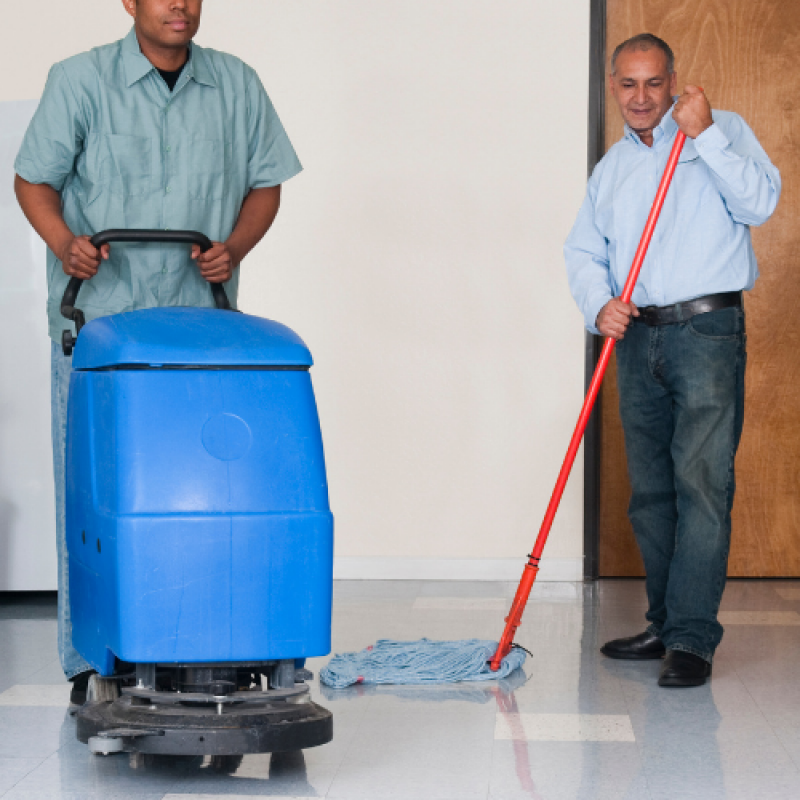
[122,0,136,19]
[608,74,617,97]
[669,71,678,95]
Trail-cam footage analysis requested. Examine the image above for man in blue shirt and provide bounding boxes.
[565,34,780,687]
[14,0,302,704]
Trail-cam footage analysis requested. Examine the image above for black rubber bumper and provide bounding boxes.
[76,696,333,756]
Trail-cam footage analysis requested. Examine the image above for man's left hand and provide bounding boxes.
[192,242,236,283]
[673,85,713,139]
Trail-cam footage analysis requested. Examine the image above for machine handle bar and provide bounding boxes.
[60,229,232,355]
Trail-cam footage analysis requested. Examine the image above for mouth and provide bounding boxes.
[166,18,190,32]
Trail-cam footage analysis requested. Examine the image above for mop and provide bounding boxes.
[321,639,526,689]
[321,130,688,689]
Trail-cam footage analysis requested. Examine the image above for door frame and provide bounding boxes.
[583,0,607,580]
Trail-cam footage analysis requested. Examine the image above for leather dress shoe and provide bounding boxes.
[601,631,665,660]
[658,650,711,687]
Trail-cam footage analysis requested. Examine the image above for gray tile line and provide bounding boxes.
[24,659,63,684]
[1,749,60,799]
[0,756,46,800]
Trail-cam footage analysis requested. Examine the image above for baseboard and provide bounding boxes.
[333,557,584,582]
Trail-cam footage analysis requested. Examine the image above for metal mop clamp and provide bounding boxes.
[490,129,688,671]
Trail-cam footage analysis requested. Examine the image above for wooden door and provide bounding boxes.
[599,0,800,576]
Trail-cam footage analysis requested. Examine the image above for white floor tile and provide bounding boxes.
[0,683,71,706]
[412,596,508,611]
[494,712,635,742]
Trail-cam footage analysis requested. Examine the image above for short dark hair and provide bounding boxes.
[611,33,675,74]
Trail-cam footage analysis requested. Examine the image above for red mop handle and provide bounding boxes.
[490,130,687,671]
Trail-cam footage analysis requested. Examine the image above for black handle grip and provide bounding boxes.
[60,229,233,355]
[89,229,213,252]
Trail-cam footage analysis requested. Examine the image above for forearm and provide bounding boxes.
[14,175,73,261]
[695,123,781,226]
[225,185,282,266]
[565,192,613,333]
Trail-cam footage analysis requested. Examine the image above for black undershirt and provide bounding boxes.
[157,60,187,92]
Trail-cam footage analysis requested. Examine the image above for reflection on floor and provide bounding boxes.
[2,579,800,799]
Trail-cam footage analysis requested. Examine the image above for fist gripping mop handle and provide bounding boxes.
[490,130,687,671]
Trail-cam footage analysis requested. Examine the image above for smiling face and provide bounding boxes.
[122,0,202,56]
[610,46,677,146]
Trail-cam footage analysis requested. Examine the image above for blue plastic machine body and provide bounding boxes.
[66,308,334,676]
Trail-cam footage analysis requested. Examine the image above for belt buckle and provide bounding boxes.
[641,306,657,325]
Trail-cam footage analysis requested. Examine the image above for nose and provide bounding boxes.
[634,84,647,105]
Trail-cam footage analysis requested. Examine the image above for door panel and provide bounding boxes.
[600,0,800,576]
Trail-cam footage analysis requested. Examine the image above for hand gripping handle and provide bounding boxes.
[60,229,232,355]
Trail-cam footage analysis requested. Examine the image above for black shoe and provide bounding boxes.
[658,650,711,688]
[601,631,665,660]
[69,669,96,708]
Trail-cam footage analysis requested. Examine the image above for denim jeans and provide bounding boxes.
[615,305,746,663]
[51,340,92,679]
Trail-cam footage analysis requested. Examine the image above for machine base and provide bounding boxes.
[77,695,333,756]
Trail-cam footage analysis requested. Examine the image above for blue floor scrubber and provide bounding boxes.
[61,230,334,757]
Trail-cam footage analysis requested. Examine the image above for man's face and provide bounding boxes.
[610,47,677,140]
[123,0,202,50]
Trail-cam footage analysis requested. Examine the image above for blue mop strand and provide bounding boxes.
[319,639,526,689]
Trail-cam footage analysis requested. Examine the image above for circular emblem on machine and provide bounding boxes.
[201,413,253,461]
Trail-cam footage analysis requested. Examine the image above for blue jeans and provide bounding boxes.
[615,306,746,663]
[51,340,92,679]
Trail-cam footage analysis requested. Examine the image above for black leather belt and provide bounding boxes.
[636,291,742,326]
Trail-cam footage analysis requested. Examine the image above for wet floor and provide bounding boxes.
[2,578,800,799]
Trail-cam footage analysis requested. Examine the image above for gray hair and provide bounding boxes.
[611,33,675,75]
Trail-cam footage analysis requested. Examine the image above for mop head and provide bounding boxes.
[320,638,526,689]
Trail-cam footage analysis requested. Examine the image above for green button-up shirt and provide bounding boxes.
[15,28,302,341]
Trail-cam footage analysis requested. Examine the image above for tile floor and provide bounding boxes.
[2,579,800,799]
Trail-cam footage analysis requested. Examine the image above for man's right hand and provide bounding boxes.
[60,235,110,280]
[596,297,639,340]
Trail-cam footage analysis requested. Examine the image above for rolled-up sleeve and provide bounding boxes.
[14,64,85,192]
[564,177,613,335]
[245,71,302,190]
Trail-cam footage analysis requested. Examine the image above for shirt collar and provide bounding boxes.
[624,97,679,149]
[184,41,216,88]
[121,27,217,89]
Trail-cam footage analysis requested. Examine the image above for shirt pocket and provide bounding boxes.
[105,134,153,197]
[186,138,227,201]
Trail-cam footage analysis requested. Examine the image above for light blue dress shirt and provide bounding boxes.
[564,104,780,334]
[15,28,302,341]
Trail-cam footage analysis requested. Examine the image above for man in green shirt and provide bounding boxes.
[14,0,302,703]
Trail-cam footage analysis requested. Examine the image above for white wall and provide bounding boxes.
[0,1,590,584]
[0,102,55,590]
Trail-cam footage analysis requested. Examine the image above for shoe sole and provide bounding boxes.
[600,647,666,660]
[658,675,709,687]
